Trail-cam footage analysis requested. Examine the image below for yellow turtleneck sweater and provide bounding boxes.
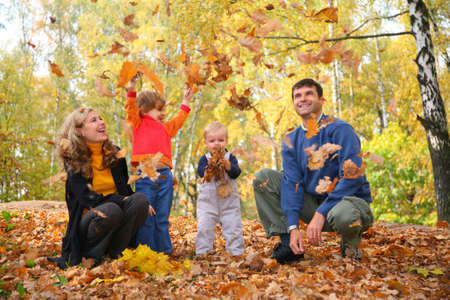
[87,143,117,196]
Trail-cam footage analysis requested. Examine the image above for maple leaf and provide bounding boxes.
[238,36,262,52]
[305,119,320,138]
[48,60,64,77]
[117,27,139,43]
[136,63,164,97]
[342,159,366,179]
[95,78,117,98]
[227,84,253,111]
[117,61,137,88]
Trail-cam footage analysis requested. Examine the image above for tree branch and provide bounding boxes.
[266,32,413,55]
[346,10,409,37]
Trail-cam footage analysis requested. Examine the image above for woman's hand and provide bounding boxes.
[148,205,156,216]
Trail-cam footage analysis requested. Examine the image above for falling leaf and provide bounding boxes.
[129,1,137,6]
[311,6,338,23]
[278,0,287,9]
[251,135,280,150]
[136,63,164,97]
[248,9,270,25]
[156,39,165,43]
[252,53,263,66]
[282,135,293,149]
[266,4,274,10]
[315,176,332,194]
[152,4,159,15]
[258,178,269,188]
[48,60,64,77]
[342,159,366,179]
[140,153,164,181]
[305,119,320,138]
[117,27,139,43]
[105,41,126,56]
[95,78,117,98]
[255,111,269,134]
[50,17,56,24]
[41,171,67,184]
[275,107,286,126]
[305,143,342,170]
[296,51,317,64]
[256,18,283,37]
[27,41,36,48]
[127,174,142,185]
[117,61,137,88]
[123,14,137,27]
[238,36,262,52]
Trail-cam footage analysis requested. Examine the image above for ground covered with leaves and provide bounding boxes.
[0,204,448,299]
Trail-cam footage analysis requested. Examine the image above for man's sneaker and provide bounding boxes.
[271,242,304,264]
[340,239,361,260]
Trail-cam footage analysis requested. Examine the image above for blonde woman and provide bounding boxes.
[48,108,149,269]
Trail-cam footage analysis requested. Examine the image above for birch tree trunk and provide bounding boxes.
[408,0,450,222]
[375,37,388,130]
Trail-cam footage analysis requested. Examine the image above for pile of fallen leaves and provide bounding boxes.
[0,207,448,298]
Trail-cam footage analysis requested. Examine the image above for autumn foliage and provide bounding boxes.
[0,207,448,298]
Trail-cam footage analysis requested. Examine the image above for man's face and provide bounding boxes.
[292,85,324,120]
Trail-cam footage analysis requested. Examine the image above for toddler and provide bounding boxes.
[196,121,245,256]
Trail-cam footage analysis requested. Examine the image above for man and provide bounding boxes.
[253,78,373,263]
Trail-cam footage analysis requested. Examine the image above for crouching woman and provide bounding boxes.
[49,107,148,269]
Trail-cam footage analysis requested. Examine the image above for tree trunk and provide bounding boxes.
[408,0,450,222]
[375,37,388,130]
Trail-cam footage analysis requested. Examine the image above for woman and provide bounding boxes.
[49,107,149,269]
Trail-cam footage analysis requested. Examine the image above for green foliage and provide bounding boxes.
[409,266,444,278]
[53,275,68,287]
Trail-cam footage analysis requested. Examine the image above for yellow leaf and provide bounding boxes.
[117,61,137,88]
[136,63,164,97]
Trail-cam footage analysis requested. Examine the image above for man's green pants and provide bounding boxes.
[253,169,373,250]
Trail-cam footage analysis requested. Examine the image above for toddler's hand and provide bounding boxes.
[223,158,231,171]
[182,87,193,106]
[148,205,156,216]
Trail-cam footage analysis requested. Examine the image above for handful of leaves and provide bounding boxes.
[202,148,233,198]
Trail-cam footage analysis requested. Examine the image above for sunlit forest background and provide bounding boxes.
[0,0,448,225]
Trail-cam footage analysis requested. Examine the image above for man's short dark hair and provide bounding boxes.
[291,78,323,99]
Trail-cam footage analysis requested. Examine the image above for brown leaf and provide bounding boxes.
[311,7,338,23]
[251,135,280,150]
[278,0,287,9]
[27,41,36,48]
[117,27,139,43]
[282,135,293,149]
[275,107,286,126]
[50,16,56,24]
[123,14,137,27]
[129,1,137,6]
[105,41,126,56]
[256,18,283,37]
[315,176,332,194]
[255,111,269,134]
[48,60,64,77]
[248,9,270,25]
[41,171,67,184]
[296,51,317,64]
[342,159,366,179]
[238,36,262,52]
[305,143,342,170]
[265,4,274,10]
[326,177,339,194]
[95,78,117,98]
[258,178,269,188]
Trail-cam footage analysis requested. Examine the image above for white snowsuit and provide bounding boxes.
[196,152,245,256]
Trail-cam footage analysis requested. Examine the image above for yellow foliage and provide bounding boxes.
[119,244,191,276]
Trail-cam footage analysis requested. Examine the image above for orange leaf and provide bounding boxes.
[326,177,338,193]
[152,4,159,15]
[136,63,164,97]
[95,78,117,98]
[342,159,366,179]
[48,60,64,77]
[255,111,269,134]
[123,14,137,27]
[296,51,317,64]
[256,18,283,37]
[117,61,137,88]
[311,7,338,23]
[305,119,320,138]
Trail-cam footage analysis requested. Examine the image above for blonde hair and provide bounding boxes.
[137,90,165,114]
[204,121,228,139]
[57,107,119,178]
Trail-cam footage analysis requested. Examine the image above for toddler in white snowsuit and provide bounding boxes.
[196,122,245,256]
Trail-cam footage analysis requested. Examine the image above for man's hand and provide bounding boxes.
[306,212,326,246]
[289,228,305,254]
[148,205,156,216]
[223,158,231,171]
[182,87,193,106]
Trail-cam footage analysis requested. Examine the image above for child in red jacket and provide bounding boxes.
[126,76,193,254]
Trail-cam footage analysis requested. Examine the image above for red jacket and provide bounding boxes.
[126,91,190,168]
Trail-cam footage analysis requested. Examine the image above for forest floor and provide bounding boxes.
[0,201,448,299]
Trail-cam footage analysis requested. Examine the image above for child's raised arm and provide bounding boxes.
[182,87,193,107]
[125,74,142,130]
